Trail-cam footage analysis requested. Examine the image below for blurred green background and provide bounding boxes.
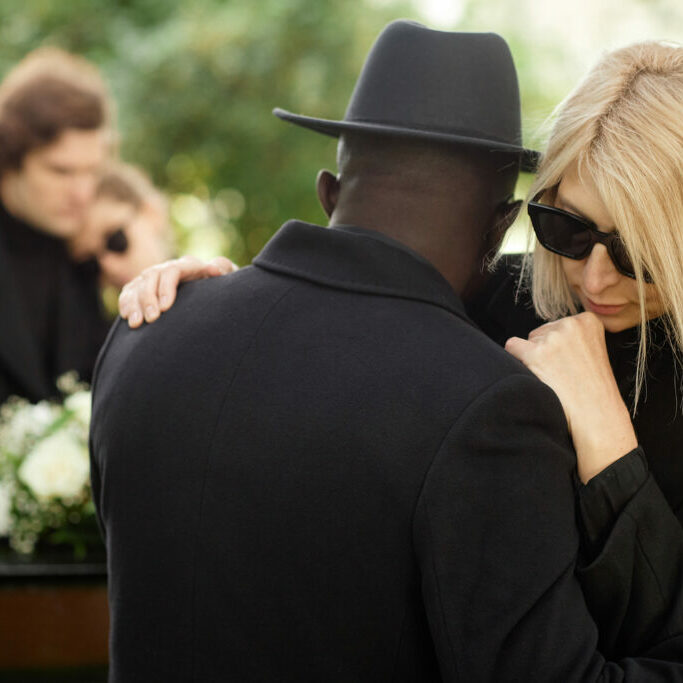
[0,0,680,262]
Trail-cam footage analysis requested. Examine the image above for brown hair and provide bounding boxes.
[0,47,114,172]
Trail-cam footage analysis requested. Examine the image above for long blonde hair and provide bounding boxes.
[526,41,683,410]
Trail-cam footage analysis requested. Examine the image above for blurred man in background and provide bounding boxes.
[0,48,172,405]
[0,47,114,404]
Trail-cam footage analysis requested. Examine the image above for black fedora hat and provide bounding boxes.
[274,20,539,173]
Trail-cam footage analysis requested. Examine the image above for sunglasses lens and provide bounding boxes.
[609,236,653,282]
[530,196,654,283]
[609,237,635,276]
[105,228,128,254]
[531,209,592,259]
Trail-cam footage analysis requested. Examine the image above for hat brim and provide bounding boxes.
[273,108,540,173]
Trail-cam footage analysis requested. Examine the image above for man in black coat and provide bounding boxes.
[90,21,683,681]
[0,48,113,404]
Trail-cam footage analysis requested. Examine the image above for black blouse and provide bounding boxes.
[0,202,111,404]
[468,255,683,657]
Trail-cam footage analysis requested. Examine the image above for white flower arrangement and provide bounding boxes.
[0,372,100,557]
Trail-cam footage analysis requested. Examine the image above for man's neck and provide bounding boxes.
[329,209,479,297]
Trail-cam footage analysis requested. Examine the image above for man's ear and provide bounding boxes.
[316,170,340,219]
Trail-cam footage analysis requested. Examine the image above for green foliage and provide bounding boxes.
[0,0,415,263]
[3,1,676,261]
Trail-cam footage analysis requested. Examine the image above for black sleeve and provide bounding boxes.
[577,447,683,659]
[413,374,683,681]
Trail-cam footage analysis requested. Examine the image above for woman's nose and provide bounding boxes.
[581,243,621,294]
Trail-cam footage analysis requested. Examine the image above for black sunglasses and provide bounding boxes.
[527,193,652,282]
[104,227,129,254]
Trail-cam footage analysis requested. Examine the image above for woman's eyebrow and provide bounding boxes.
[556,193,617,232]
[555,193,588,219]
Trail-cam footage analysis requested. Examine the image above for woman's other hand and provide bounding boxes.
[505,312,638,483]
[118,255,237,328]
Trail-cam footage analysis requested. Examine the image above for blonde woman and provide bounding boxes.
[69,161,172,288]
[119,41,683,657]
[475,40,683,657]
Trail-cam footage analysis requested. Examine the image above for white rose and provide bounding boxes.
[64,391,92,425]
[31,401,59,429]
[18,431,90,501]
[0,481,12,536]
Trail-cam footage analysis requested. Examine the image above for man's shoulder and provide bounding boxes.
[92,259,541,428]
[91,266,274,386]
[129,264,279,332]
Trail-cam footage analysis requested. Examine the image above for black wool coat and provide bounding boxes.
[90,222,683,682]
[0,202,111,404]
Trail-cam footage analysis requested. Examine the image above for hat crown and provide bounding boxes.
[345,21,522,146]
[273,20,539,171]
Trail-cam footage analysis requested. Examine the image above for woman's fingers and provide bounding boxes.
[156,256,204,312]
[503,336,531,364]
[157,264,183,312]
[527,322,552,341]
[118,276,145,327]
[157,256,238,310]
[118,267,163,326]
[505,312,638,482]
[139,267,163,323]
[207,256,238,275]
[119,256,238,327]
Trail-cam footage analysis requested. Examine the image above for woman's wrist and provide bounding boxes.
[572,411,639,484]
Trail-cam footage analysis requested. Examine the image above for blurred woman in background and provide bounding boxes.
[70,161,172,292]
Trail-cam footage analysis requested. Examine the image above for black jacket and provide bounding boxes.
[0,202,111,404]
[91,222,683,681]
[469,254,683,659]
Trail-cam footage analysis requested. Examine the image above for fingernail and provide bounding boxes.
[145,305,158,321]
[130,312,142,326]
[159,295,170,308]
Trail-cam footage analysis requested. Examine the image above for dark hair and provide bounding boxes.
[336,131,519,208]
[0,48,112,173]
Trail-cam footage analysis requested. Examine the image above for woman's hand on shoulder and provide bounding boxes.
[504,312,638,483]
[118,255,237,328]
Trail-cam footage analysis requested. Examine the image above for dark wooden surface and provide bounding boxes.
[0,545,106,580]
[0,545,109,681]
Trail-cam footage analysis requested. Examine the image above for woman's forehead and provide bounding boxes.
[557,162,615,231]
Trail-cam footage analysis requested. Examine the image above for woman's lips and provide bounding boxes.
[585,297,626,315]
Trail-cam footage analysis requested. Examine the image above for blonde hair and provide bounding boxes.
[525,41,683,410]
[95,161,167,215]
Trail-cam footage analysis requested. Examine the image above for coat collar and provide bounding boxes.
[253,220,471,323]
